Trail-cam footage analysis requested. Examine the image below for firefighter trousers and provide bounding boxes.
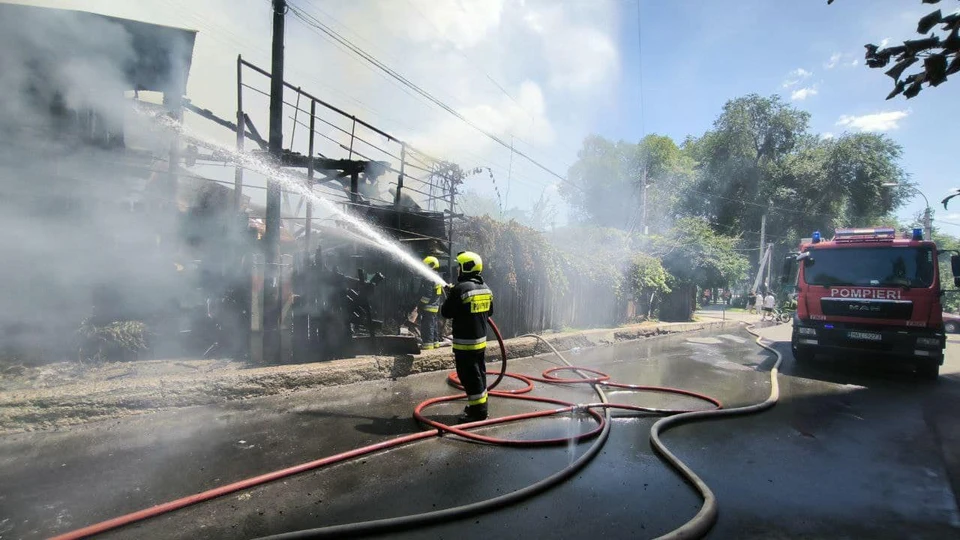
[419,310,438,348]
[454,349,487,404]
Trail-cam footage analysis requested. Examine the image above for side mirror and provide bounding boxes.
[780,254,797,285]
[952,254,960,288]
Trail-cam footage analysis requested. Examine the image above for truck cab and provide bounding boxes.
[788,227,947,378]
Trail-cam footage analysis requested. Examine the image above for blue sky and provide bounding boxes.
[596,0,960,231]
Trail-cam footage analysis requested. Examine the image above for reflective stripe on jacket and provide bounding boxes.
[441,275,493,351]
[418,279,443,313]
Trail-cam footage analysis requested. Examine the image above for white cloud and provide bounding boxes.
[836,110,910,132]
[879,37,891,49]
[822,132,835,139]
[410,80,556,156]
[523,5,619,93]
[782,68,812,88]
[387,0,505,50]
[825,52,861,69]
[790,85,818,101]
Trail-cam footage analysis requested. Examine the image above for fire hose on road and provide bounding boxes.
[52,320,782,540]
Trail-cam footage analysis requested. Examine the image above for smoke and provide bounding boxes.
[0,4,200,362]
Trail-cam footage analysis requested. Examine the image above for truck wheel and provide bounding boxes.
[916,360,940,380]
[792,343,815,363]
[945,321,958,334]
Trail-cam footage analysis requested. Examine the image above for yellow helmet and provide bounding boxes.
[456,251,483,274]
[422,256,440,269]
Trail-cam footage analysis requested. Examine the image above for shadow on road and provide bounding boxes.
[293,408,421,436]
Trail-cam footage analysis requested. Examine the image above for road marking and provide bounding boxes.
[718,334,747,344]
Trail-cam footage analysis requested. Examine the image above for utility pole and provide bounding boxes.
[923,206,932,242]
[234,55,245,210]
[765,243,773,290]
[446,170,458,282]
[263,0,286,364]
[640,167,649,235]
[758,214,767,271]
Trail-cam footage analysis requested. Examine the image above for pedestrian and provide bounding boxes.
[703,288,711,306]
[723,290,731,306]
[441,251,494,423]
[762,291,776,321]
[753,292,763,316]
[416,256,443,350]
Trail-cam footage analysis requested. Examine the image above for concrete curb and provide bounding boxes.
[0,319,743,434]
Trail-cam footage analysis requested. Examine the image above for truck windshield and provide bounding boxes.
[803,246,935,288]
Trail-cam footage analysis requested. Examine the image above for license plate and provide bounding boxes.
[848,331,882,341]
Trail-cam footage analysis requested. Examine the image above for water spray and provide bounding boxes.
[140,106,448,287]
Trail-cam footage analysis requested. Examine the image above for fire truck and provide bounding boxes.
[786,227,959,379]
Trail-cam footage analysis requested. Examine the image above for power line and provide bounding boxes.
[285,2,575,190]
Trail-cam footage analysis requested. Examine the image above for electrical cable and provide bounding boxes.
[285,2,576,189]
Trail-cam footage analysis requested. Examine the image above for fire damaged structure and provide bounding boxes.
[0,5,456,366]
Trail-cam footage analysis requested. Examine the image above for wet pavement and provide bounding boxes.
[1,325,959,539]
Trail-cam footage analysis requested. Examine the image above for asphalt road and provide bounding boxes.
[2,325,959,539]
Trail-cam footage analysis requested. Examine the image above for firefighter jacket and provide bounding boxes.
[418,279,443,313]
[440,274,493,351]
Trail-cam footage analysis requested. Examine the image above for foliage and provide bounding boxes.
[679,94,909,255]
[931,229,960,313]
[548,225,637,283]
[651,217,750,288]
[560,134,695,232]
[455,216,568,296]
[76,319,151,362]
[621,253,671,319]
[830,0,960,99]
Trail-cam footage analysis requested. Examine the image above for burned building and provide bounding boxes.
[0,4,455,366]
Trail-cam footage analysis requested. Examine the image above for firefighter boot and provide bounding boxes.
[457,402,488,424]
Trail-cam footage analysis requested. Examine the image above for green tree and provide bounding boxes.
[622,253,671,319]
[820,133,911,225]
[681,94,810,236]
[651,217,750,288]
[680,95,909,259]
[561,134,693,232]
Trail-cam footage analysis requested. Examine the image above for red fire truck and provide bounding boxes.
[787,227,959,379]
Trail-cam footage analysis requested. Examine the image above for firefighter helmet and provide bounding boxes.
[423,255,440,270]
[456,251,483,274]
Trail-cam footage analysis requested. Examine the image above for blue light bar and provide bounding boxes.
[834,227,896,243]
[912,228,923,240]
[812,231,821,244]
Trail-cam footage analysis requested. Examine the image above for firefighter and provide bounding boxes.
[417,256,443,350]
[441,251,494,423]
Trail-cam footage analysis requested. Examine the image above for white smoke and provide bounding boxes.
[0,4,201,362]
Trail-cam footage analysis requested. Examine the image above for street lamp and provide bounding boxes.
[883,182,931,241]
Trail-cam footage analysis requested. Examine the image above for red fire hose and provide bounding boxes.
[51,318,723,540]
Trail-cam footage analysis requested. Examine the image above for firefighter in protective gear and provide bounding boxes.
[417,256,443,350]
[440,251,493,423]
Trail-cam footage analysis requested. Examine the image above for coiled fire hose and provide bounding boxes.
[51,320,781,540]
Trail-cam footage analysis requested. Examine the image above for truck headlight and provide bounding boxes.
[916,337,940,347]
[797,327,817,336]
